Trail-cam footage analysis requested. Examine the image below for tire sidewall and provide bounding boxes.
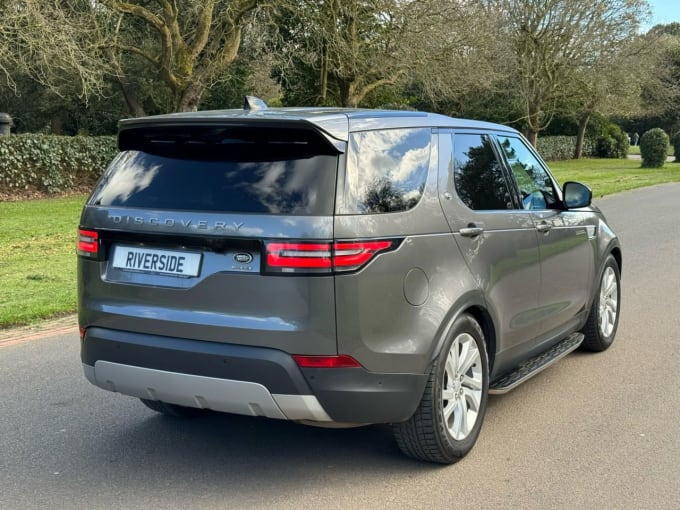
[432,314,490,460]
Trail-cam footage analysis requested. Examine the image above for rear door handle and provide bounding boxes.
[536,221,552,233]
[460,226,484,237]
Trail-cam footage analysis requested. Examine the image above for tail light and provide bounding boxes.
[77,229,99,258]
[265,239,397,274]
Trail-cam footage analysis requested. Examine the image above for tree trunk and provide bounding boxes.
[338,80,352,107]
[319,43,329,105]
[575,112,591,159]
[50,116,63,135]
[175,83,206,112]
[526,129,538,147]
[117,79,146,117]
[526,101,541,147]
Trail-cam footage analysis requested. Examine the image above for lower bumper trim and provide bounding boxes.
[85,361,332,421]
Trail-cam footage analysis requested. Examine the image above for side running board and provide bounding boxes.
[489,333,584,394]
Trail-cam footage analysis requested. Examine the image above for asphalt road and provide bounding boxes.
[2,183,679,510]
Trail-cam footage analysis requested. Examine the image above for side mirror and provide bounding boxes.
[563,181,592,209]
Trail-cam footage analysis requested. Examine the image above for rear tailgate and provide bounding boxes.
[78,122,342,356]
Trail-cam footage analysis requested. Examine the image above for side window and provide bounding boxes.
[497,136,557,210]
[343,128,431,214]
[453,134,512,210]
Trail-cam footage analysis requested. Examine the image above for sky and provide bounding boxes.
[645,0,680,28]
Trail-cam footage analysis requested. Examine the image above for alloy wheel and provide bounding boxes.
[442,333,483,440]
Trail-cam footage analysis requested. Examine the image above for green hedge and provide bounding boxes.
[0,134,117,196]
[0,133,606,199]
[536,136,597,161]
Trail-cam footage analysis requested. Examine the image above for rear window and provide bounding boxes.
[90,126,339,215]
[341,128,431,214]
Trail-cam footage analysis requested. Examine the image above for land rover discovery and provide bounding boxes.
[77,103,621,463]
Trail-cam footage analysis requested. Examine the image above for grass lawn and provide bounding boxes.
[548,157,680,197]
[0,195,87,327]
[1,155,679,329]
[626,145,675,156]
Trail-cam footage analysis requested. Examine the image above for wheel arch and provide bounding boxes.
[430,293,498,375]
[465,305,497,374]
[609,246,622,276]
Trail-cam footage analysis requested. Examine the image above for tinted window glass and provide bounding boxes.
[497,136,557,210]
[343,128,431,214]
[453,134,511,210]
[90,128,339,215]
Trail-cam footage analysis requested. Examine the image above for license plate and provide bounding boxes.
[112,246,202,277]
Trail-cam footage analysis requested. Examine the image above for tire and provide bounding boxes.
[139,398,206,418]
[392,313,489,464]
[580,255,621,352]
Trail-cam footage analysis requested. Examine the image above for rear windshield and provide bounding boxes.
[90,126,339,215]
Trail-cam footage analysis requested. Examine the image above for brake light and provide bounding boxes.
[265,240,396,274]
[292,354,362,368]
[267,242,332,269]
[77,229,99,257]
[333,241,393,268]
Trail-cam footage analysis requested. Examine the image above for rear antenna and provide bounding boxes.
[243,96,268,111]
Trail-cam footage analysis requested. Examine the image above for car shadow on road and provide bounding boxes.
[74,406,444,501]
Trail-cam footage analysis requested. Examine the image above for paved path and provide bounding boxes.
[0,315,77,345]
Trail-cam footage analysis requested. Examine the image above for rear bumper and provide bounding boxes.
[81,327,428,424]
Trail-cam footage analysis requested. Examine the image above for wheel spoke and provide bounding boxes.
[605,273,617,301]
[458,339,480,375]
[462,372,483,391]
[451,397,468,437]
[442,387,456,401]
[445,350,457,380]
[600,308,611,335]
[463,386,481,412]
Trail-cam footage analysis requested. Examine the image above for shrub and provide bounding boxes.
[639,128,669,168]
[536,136,597,161]
[0,134,117,197]
[594,123,628,159]
[672,132,680,163]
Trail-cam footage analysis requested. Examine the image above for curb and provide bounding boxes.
[0,314,78,346]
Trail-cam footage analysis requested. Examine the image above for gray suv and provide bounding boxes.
[77,104,621,463]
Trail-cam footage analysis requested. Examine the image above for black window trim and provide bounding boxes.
[450,130,517,212]
[490,133,566,211]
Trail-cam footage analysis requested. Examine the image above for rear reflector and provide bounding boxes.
[292,354,362,368]
[77,229,99,257]
[266,239,396,274]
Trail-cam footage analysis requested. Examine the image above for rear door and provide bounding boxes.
[78,123,342,356]
[438,131,543,357]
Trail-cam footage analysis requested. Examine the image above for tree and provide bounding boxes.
[0,1,108,101]
[97,0,266,112]
[487,0,649,146]
[568,35,650,158]
[272,0,495,108]
[639,24,680,138]
[1,1,273,113]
